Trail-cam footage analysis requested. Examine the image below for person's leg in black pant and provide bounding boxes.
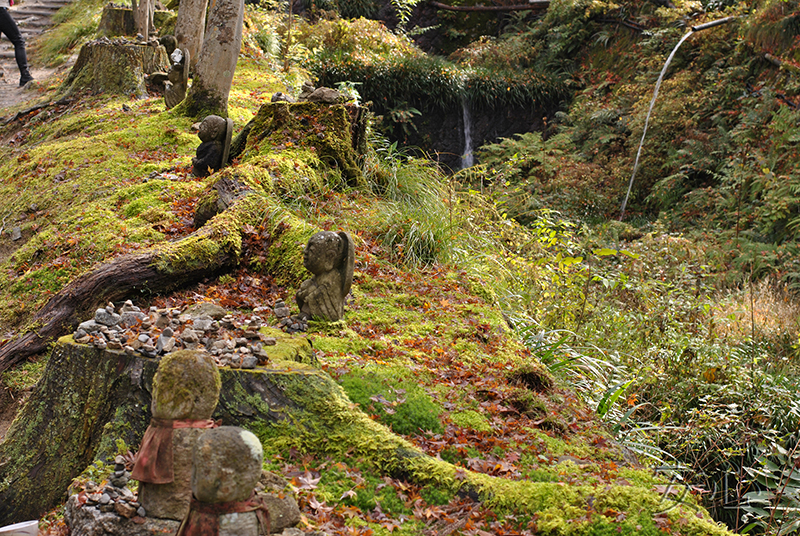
[0,7,32,87]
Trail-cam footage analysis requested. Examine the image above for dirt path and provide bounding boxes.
[0,0,68,112]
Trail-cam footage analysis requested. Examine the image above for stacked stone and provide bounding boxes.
[71,301,293,367]
[75,460,145,520]
[135,350,221,521]
[273,300,308,334]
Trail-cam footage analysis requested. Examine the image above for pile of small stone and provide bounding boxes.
[77,456,145,521]
[273,299,309,333]
[72,299,307,368]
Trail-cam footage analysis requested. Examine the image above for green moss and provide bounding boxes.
[450,409,492,433]
[1,359,45,392]
[241,102,362,183]
[260,327,315,364]
[340,366,443,435]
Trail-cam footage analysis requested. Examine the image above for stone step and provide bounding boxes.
[15,18,53,27]
[13,7,59,16]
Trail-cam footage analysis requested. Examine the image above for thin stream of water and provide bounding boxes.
[461,99,474,169]
[619,30,692,220]
[619,16,735,220]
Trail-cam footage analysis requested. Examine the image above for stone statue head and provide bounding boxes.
[198,115,228,143]
[303,231,344,275]
[151,350,221,420]
[191,427,263,503]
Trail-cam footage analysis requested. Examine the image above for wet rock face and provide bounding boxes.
[192,427,263,503]
[152,350,221,420]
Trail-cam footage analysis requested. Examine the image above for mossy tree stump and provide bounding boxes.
[0,337,315,526]
[236,102,366,184]
[63,39,170,97]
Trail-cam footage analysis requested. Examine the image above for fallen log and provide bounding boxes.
[0,192,276,373]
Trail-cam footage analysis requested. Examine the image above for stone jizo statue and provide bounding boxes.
[131,350,221,520]
[164,48,190,110]
[192,114,233,177]
[176,427,270,536]
[295,231,354,321]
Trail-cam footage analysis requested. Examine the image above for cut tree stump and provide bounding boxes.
[0,336,316,525]
[98,6,176,37]
[63,38,170,97]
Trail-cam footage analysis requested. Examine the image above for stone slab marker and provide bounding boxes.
[177,427,270,536]
[131,350,221,520]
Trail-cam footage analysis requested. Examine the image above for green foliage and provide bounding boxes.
[340,367,444,435]
[33,0,104,67]
[362,137,459,267]
[743,443,800,535]
[298,18,568,120]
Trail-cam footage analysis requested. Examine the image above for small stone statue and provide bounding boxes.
[131,350,221,520]
[176,427,270,536]
[164,48,190,110]
[295,231,354,322]
[192,115,233,177]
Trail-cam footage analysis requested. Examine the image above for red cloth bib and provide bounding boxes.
[131,417,217,484]
[177,493,271,536]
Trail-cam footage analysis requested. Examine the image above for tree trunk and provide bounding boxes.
[178,0,244,118]
[63,40,170,97]
[174,0,208,71]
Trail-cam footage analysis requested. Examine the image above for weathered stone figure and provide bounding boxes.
[192,115,233,177]
[179,0,244,117]
[295,231,354,321]
[176,427,270,536]
[131,350,221,520]
[164,48,190,110]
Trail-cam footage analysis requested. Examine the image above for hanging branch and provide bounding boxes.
[429,0,549,11]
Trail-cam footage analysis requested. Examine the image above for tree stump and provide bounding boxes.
[63,38,170,97]
[98,6,175,37]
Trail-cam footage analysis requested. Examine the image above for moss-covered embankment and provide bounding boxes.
[1,331,736,536]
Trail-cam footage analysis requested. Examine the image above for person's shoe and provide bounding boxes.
[19,72,33,87]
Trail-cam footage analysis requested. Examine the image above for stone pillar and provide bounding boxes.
[174,0,208,71]
[133,350,221,521]
[179,0,244,117]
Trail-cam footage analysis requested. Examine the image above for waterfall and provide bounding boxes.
[461,98,474,169]
[619,16,736,220]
